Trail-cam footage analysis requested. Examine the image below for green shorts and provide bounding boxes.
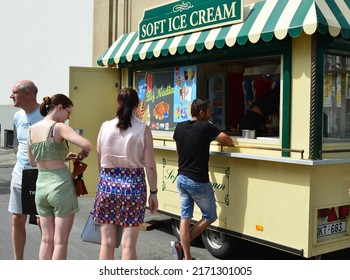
[35,167,79,217]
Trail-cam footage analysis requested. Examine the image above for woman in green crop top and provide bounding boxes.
[27,93,92,260]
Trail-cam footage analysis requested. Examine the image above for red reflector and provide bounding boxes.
[328,207,338,222]
[339,206,350,218]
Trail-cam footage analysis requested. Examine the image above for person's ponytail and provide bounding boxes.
[40,96,52,116]
[116,88,139,130]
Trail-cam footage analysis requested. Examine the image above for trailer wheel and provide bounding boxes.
[171,218,204,246]
[202,229,236,259]
[171,218,181,240]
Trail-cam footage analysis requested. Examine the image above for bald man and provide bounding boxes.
[9,80,43,259]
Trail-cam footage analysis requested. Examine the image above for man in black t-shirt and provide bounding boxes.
[171,99,233,260]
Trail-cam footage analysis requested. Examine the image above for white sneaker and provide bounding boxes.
[170,241,183,260]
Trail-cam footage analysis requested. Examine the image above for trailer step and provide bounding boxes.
[140,220,163,231]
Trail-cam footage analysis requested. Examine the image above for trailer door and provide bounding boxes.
[69,66,119,195]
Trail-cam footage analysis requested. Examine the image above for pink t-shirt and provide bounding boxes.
[97,117,146,168]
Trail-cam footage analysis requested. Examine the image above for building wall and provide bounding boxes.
[93,0,115,67]
[0,0,94,147]
[0,106,19,147]
[92,0,261,65]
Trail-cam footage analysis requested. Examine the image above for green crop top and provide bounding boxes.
[29,122,69,162]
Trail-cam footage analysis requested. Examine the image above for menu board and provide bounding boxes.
[135,66,197,131]
[173,66,197,122]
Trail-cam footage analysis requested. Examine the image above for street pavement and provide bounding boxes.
[0,148,217,260]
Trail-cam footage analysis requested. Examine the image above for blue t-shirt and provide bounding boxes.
[13,107,43,175]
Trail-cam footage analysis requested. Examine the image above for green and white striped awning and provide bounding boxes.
[98,0,350,67]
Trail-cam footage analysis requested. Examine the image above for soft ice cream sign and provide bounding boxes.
[139,0,243,43]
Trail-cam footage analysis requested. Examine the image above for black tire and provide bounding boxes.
[171,218,181,240]
[202,229,238,259]
[170,218,204,246]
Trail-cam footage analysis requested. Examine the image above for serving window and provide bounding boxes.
[323,53,350,141]
[134,55,282,138]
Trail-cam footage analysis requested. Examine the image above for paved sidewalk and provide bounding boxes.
[0,148,16,167]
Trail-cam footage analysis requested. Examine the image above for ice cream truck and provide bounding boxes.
[69,0,350,258]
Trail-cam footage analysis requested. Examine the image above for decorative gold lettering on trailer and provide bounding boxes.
[161,158,230,206]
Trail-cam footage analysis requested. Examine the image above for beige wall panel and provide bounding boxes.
[310,164,350,206]
[290,34,312,159]
[156,147,313,255]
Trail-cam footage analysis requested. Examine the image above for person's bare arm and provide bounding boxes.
[215,132,234,146]
[27,139,37,167]
[144,126,157,192]
[144,126,158,214]
[57,123,92,159]
[96,125,103,172]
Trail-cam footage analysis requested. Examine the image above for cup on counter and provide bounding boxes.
[242,129,256,139]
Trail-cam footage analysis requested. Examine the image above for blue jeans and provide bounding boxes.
[176,174,217,221]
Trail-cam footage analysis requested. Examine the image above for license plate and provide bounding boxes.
[317,221,346,238]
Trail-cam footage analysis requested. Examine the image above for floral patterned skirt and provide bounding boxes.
[92,167,147,227]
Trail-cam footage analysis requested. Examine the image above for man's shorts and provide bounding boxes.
[8,170,23,214]
[176,174,217,221]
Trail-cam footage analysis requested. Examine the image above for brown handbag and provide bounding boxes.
[72,159,88,196]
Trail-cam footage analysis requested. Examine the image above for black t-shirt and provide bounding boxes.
[173,120,221,182]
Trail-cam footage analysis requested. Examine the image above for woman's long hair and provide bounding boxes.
[116,88,139,130]
[40,94,73,116]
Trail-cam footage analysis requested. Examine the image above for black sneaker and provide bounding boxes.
[170,241,183,260]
